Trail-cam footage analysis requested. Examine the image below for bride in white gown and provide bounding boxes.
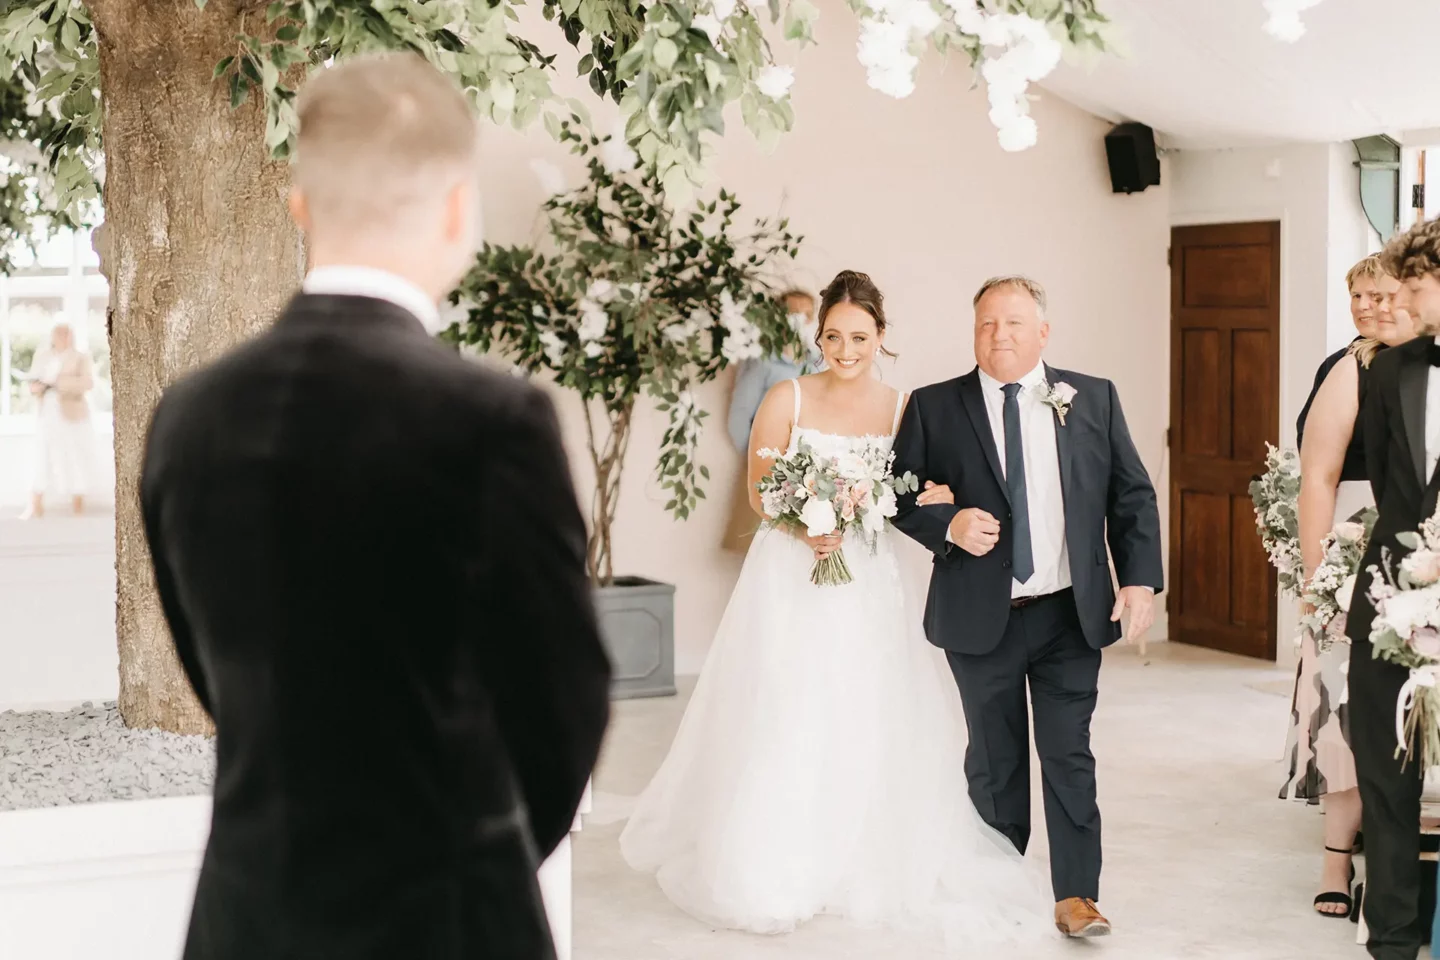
[620,271,1053,945]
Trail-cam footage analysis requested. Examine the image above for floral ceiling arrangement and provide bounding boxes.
[0,0,1111,236]
[854,0,1067,151]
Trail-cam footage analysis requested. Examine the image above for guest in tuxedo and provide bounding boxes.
[1296,256,1388,446]
[139,53,611,960]
[1346,215,1440,960]
[891,275,1163,937]
[1283,256,1415,920]
[721,288,818,551]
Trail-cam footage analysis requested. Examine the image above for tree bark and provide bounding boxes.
[92,1,303,733]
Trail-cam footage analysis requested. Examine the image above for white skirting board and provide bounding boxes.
[0,786,588,960]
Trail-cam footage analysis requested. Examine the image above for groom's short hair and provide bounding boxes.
[1381,216,1440,281]
[293,52,479,238]
[973,275,1047,317]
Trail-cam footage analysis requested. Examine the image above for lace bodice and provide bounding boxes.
[784,379,904,459]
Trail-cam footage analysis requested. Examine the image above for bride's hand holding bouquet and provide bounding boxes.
[755,438,919,586]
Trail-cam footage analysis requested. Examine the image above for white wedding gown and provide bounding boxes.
[620,382,1054,946]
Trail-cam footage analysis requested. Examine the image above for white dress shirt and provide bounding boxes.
[302,265,442,334]
[1427,365,1440,482]
[949,363,1071,598]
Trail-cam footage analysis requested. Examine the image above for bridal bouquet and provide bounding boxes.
[1301,508,1376,653]
[1250,444,1303,597]
[1366,503,1440,769]
[755,439,919,586]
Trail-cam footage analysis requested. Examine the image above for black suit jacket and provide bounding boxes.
[1348,336,1439,647]
[891,365,1164,655]
[140,293,612,960]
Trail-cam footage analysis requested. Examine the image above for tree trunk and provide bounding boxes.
[583,398,632,586]
[91,1,303,734]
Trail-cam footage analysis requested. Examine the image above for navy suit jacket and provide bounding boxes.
[891,365,1164,655]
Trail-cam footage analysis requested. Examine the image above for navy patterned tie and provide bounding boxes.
[1002,383,1034,584]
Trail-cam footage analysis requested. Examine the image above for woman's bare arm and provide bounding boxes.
[747,381,797,518]
[1298,354,1360,579]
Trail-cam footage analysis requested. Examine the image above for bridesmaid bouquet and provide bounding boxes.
[755,439,919,586]
[1366,502,1440,769]
[1249,443,1303,598]
[1301,508,1376,653]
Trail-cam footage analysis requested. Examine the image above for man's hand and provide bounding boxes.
[949,508,1000,556]
[1111,586,1155,643]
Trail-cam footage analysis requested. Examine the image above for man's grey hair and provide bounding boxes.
[972,275,1047,317]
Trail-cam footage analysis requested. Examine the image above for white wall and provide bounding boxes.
[475,5,1173,673]
[1169,141,1377,667]
[0,515,117,710]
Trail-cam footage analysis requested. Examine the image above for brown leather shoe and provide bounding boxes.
[1055,897,1111,937]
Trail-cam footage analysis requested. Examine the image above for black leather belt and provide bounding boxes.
[1011,588,1071,610]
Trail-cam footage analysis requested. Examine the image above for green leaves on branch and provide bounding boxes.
[443,117,803,526]
[0,0,100,229]
[212,0,561,161]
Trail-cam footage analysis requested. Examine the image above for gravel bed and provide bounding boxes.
[0,702,214,811]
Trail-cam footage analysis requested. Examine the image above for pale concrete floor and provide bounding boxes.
[574,642,1381,960]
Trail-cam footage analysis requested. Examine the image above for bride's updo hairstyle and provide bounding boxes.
[815,270,897,359]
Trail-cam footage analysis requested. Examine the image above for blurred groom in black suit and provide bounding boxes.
[139,53,611,960]
[1346,215,1440,960]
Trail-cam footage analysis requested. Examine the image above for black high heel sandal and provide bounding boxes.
[1314,845,1356,920]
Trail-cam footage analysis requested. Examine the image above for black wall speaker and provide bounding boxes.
[1104,122,1161,194]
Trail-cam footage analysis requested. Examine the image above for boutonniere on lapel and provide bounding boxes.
[1036,380,1077,426]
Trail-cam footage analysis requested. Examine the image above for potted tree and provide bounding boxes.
[445,119,801,698]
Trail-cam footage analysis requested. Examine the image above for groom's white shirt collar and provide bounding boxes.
[302,265,441,334]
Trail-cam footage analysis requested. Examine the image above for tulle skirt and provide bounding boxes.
[620,523,1055,945]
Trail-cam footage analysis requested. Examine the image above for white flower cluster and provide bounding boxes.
[757,65,796,100]
[856,0,940,99]
[1262,0,1323,43]
[856,0,1060,151]
[717,290,765,363]
[1301,512,1373,653]
[1248,444,1303,597]
[601,122,639,174]
[664,307,711,348]
[0,138,44,171]
[574,279,616,358]
[692,0,736,47]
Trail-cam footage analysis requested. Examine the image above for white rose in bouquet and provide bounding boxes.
[1336,573,1357,613]
[863,488,898,535]
[1402,549,1440,587]
[1380,587,1440,641]
[1334,521,1366,543]
[799,497,838,537]
[835,452,870,482]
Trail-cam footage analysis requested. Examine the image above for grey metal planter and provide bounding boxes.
[594,577,676,699]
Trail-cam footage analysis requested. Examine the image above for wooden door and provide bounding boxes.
[1169,221,1281,660]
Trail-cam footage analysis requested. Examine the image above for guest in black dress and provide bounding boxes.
[1295,255,1387,446]
[1284,254,1414,921]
